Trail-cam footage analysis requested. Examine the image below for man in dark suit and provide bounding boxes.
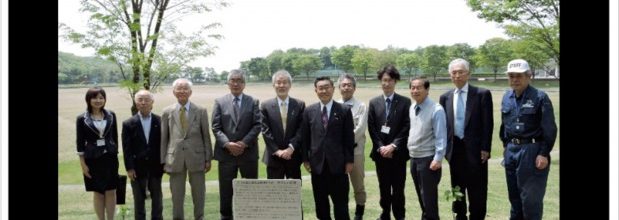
[261,70,305,179]
[212,69,261,220]
[439,58,493,220]
[367,65,411,220]
[301,76,355,220]
[122,90,164,220]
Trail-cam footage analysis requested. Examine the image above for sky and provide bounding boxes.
[58,0,508,73]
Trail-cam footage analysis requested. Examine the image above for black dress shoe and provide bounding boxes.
[376,214,390,220]
[354,205,364,220]
[455,215,468,220]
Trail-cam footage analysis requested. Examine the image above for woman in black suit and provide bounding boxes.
[76,87,119,220]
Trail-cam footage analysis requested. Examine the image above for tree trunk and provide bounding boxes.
[128,88,138,115]
[131,104,138,116]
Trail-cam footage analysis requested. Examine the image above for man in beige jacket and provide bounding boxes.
[161,78,213,220]
[337,73,368,220]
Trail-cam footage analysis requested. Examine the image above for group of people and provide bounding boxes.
[75,58,556,220]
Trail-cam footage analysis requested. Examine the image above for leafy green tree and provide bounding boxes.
[421,45,448,81]
[204,67,219,82]
[60,0,227,114]
[241,57,269,81]
[384,45,412,55]
[293,54,323,80]
[467,0,559,68]
[265,49,318,77]
[510,39,553,78]
[58,72,70,84]
[351,48,379,81]
[286,47,318,55]
[475,38,514,80]
[220,70,229,81]
[375,48,398,71]
[182,66,205,83]
[396,53,421,77]
[266,50,286,74]
[58,51,122,83]
[152,54,183,84]
[281,53,301,76]
[332,45,359,72]
[447,43,477,71]
[68,68,87,84]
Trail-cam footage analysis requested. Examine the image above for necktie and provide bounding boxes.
[415,105,421,116]
[385,98,392,119]
[233,97,240,121]
[322,106,328,129]
[455,90,465,138]
[280,101,287,132]
[180,107,188,132]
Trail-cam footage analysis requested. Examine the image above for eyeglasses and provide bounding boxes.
[450,70,468,76]
[229,78,245,84]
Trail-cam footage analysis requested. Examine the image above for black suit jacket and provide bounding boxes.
[368,93,411,162]
[76,110,119,159]
[301,101,354,175]
[439,84,493,163]
[260,97,305,166]
[121,113,164,177]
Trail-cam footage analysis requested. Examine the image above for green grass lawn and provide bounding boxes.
[58,157,559,220]
[59,82,559,219]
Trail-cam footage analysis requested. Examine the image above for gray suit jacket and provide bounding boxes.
[160,102,213,173]
[212,93,261,162]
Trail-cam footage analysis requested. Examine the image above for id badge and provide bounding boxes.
[381,125,391,134]
[96,139,106,147]
[514,122,525,133]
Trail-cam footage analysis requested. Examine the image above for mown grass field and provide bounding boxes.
[58,80,559,219]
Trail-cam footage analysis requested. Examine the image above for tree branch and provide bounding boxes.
[145,0,159,47]
[143,0,170,89]
[92,0,127,24]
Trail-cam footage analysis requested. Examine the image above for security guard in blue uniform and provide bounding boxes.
[499,59,557,220]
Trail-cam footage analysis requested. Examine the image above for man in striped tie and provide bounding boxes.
[300,76,355,220]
